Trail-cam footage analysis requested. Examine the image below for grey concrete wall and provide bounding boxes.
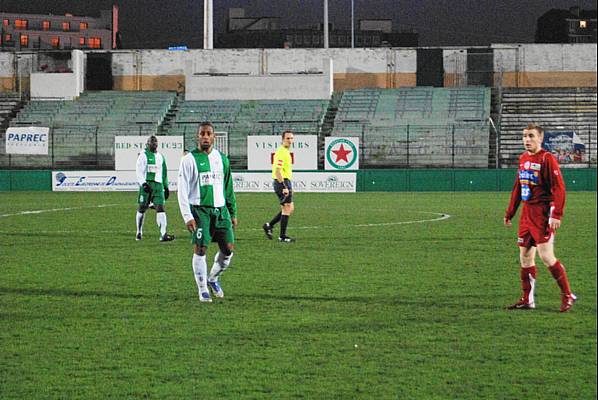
[493,43,596,72]
[0,53,14,79]
[112,44,595,79]
[2,44,596,93]
[185,58,333,100]
[4,44,597,79]
[111,48,416,76]
[186,73,332,100]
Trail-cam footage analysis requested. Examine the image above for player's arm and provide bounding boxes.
[177,155,195,231]
[276,168,289,196]
[273,153,288,194]
[223,158,238,228]
[545,154,566,229]
[162,157,169,199]
[274,164,285,184]
[504,171,521,226]
[136,153,151,192]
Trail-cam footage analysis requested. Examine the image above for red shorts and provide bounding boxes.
[517,203,554,248]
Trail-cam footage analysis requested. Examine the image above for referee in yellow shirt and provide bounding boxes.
[263,130,295,242]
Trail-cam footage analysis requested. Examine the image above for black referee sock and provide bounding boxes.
[269,212,282,227]
[280,215,289,237]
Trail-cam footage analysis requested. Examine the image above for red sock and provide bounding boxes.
[520,266,537,303]
[548,260,572,296]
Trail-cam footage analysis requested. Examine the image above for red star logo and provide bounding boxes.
[332,144,352,163]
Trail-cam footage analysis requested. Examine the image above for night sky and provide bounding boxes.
[0,0,595,48]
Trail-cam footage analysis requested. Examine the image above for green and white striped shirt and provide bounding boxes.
[177,148,237,223]
[136,149,168,186]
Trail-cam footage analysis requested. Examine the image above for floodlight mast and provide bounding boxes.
[351,0,355,48]
[324,0,329,48]
[204,0,213,49]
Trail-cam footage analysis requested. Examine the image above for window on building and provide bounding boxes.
[568,21,576,32]
[80,22,88,30]
[579,20,588,29]
[79,37,85,46]
[62,21,70,31]
[51,37,60,48]
[88,37,101,49]
[15,19,28,29]
[42,21,51,31]
[20,34,29,47]
[4,34,12,42]
[2,19,9,27]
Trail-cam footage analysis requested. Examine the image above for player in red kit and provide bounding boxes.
[504,124,576,312]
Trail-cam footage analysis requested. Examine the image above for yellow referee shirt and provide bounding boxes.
[272,145,293,180]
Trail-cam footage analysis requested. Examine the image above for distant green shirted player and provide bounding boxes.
[177,122,238,303]
[135,135,175,242]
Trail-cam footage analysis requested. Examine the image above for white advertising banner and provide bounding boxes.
[324,137,359,170]
[5,127,49,155]
[233,172,356,193]
[247,135,318,170]
[52,170,178,192]
[52,170,354,192]
[114,136,184,171]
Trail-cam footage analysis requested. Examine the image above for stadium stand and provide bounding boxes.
[8,91,176,168]
[5,87,594,171]
[330,87,492,167]
[163,98,328,168]
[498,88,597,167]
[0,93,23,130]
[0,93,25,169]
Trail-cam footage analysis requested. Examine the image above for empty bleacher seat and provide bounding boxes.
[331,87,491,167]
[498,88,597,167]
[8,91,177,169]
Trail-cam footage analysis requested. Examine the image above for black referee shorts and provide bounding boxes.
[273,179,293,205]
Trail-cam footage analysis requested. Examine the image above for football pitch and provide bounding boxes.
[1,191,596,399]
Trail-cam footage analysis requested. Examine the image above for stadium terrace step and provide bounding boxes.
[6,91,176,169]
[331,87,491,168]
[498,87,597,167]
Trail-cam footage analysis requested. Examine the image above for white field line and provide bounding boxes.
[0,204,120,218]
[0,206,450,234]
[247,212,451,231]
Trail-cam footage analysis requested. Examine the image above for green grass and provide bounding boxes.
[0,191,596,399]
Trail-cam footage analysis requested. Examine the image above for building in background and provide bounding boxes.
[217,8,418,48]
[536,6,597,43]
[0,6,119,51]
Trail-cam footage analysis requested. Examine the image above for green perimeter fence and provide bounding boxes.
[0,169,596,192]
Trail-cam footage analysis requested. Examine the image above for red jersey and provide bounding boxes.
[505,149,566,220]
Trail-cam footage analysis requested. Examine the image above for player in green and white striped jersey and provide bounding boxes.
[177,122,238,303]
[135,135,175,242]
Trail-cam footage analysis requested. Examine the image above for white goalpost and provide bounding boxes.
[215,131,229,155]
